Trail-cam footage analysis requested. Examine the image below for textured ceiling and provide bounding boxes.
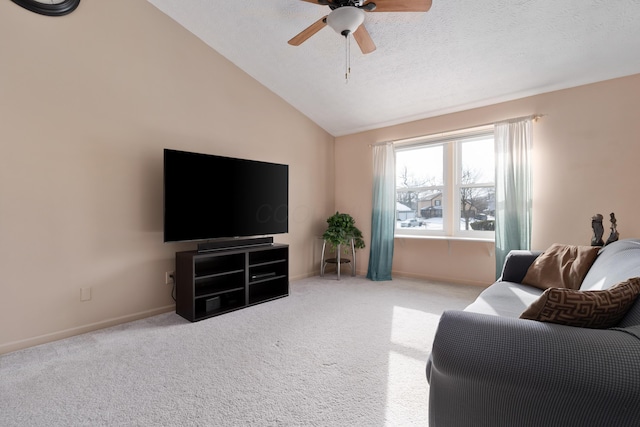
[147,0,640,136]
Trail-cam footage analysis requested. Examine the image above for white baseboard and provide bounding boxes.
[391,270,489,287]
[0,305,175,355]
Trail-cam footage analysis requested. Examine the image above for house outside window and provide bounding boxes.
[395,126,495,239]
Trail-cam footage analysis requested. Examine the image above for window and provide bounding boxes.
[395,127,495,239]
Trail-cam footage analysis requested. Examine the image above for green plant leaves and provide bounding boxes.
[322,211,366,251]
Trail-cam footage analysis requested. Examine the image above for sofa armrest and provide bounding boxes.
[428,310,640,427]
[499,250,542,283]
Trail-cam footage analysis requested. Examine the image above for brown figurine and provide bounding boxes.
[591,214,604,246]
[605,212,619,246]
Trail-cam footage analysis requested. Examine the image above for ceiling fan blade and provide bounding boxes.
[298,0,329,5]
[364,0,432,12]
[353,24,376,54]
[288,16,328,46]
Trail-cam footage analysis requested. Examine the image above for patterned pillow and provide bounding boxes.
[520,277,640,328]
[521,243,600,290]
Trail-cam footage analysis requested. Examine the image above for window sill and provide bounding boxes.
[394,234,495,256]
[394,234,494,243]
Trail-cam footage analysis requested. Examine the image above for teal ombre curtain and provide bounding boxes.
[367,143,396,281]
[494,118,533,279]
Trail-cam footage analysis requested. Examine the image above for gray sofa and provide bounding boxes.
[426,238,640,427]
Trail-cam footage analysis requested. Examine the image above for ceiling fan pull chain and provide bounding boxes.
[345,34,351,83]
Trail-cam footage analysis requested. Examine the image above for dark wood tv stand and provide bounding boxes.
[175,243,289,322]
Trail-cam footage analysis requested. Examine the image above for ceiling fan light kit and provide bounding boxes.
[326,6,365,36]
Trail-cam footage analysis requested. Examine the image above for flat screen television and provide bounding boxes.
[163,149,288,243]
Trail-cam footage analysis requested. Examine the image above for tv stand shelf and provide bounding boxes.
[175,243,289,322]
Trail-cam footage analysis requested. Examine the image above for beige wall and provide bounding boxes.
[335,74,640,286]
[0,1,335,353]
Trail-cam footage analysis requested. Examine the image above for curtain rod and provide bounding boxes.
[368,114,545,147]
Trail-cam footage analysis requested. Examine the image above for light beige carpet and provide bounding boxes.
[0,275,483,426]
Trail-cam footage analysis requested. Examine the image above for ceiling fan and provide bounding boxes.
[288,0,433,54]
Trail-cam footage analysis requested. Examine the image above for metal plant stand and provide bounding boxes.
[320,238,356,280]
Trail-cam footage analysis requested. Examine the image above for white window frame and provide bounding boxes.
[394,126,495,240]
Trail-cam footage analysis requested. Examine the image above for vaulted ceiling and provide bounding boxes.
[147,0,640,136]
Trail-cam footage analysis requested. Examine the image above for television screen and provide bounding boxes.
[164,149,288,242]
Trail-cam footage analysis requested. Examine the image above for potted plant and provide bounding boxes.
[322,211,366,252]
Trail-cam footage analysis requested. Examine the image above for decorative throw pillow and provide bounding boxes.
[520,277,640,328]
[521,244,600,290]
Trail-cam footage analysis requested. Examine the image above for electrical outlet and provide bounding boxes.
[80,287,92,302]
[165,271,175,285]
